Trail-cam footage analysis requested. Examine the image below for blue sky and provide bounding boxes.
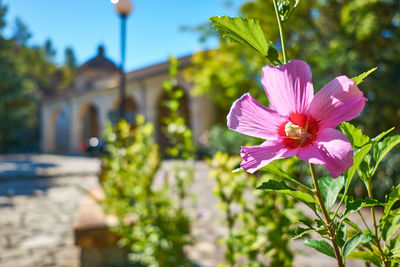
[3,0,244,71]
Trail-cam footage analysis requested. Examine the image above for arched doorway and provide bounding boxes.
[156,87,191,155]
[79,103,100,151]
[108,96,137,125]
[55,110,70,152]
[50,108,70,153]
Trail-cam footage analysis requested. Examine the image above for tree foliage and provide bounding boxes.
[0,1,77,151]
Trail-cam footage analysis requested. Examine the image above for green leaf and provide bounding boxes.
[256,180,315,210]
[383,184,400,218]
[358,154,372,181]
[318,176,345,211]
[343,218,363,232]
[347,251,382,266]
[299,218,314,229]
[339,122,370,148]
[371,127,395,145]
[259,164,312,192]
[342,198,382,220]
[250,235,268,250]
[345,144,373,191]
[391,257,400,264]
[351,67,377,85]
[389,235,400,259]
[232,167,243,173]
[168,55,179,77]
[381,214,400,240]
[342,233,374,258]
[259,164,294,180]
[293,227,315,240]
[373,135,400,174]
[337,224,347,248]
[303,239,335,258]
[282,208,309,223]
[209,16,278,62]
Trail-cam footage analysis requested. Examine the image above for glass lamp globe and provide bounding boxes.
[113,0,133,17]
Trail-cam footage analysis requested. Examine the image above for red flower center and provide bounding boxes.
[278,112,319,148]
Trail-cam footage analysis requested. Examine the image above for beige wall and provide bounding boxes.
[41,72,214,154]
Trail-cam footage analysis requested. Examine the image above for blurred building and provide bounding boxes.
[40,46,214,154]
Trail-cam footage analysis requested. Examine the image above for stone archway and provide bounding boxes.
[78,103,100,151]
[108,96,138,124]
[156,86,191,155]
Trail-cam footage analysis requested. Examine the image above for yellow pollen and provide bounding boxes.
[285,122,306,138]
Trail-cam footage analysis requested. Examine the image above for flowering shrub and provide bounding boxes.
[210,0,400,266]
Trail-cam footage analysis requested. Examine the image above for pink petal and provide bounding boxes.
[227,93,286,139]
[310,75,367,128]
[241,140,298,173]
[261,60,314,116]
[297,128,353,178]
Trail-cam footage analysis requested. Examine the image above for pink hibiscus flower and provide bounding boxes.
[227,60,367,178]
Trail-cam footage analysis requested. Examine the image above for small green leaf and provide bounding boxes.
[293,227,315,240]
[381,214,400,240]
[348,251,382,266]
[389,235,400,259]
[250,235,267,250]
[209,16,278,62]
[339,122,370,148]
[259,164,293,180]
[318,176,345,211]
[232,167,243,173]
[168,55,179,77]
[303,239,336,258]
[345,144,373,191]
[282,208,309,223]
[371,127,395,145]
[299,219,314,229]
[351,67,377,85]
[343,218,363,232]
[259,164,312,192]
[383,184,400,219]
[337,224,347,248]
[373,135,400,174]
[358,154,372,181]
[342,233,374,258]
[256,180,315,210]
[343,198,382,220]
[391,257,400,264]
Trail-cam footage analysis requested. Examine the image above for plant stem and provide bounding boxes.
[357,211,372,233]
[226,198,235,267]
[366,181,390,267]
[272,0,288,64]
[332,189,346,221]
[309,164,344,267]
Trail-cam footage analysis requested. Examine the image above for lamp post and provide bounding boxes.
[111,0,133,121]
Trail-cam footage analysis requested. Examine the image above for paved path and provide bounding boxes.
[0,154,99,267]
[0,154,365,267]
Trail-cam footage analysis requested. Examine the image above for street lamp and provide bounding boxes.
[111,0,133,120]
